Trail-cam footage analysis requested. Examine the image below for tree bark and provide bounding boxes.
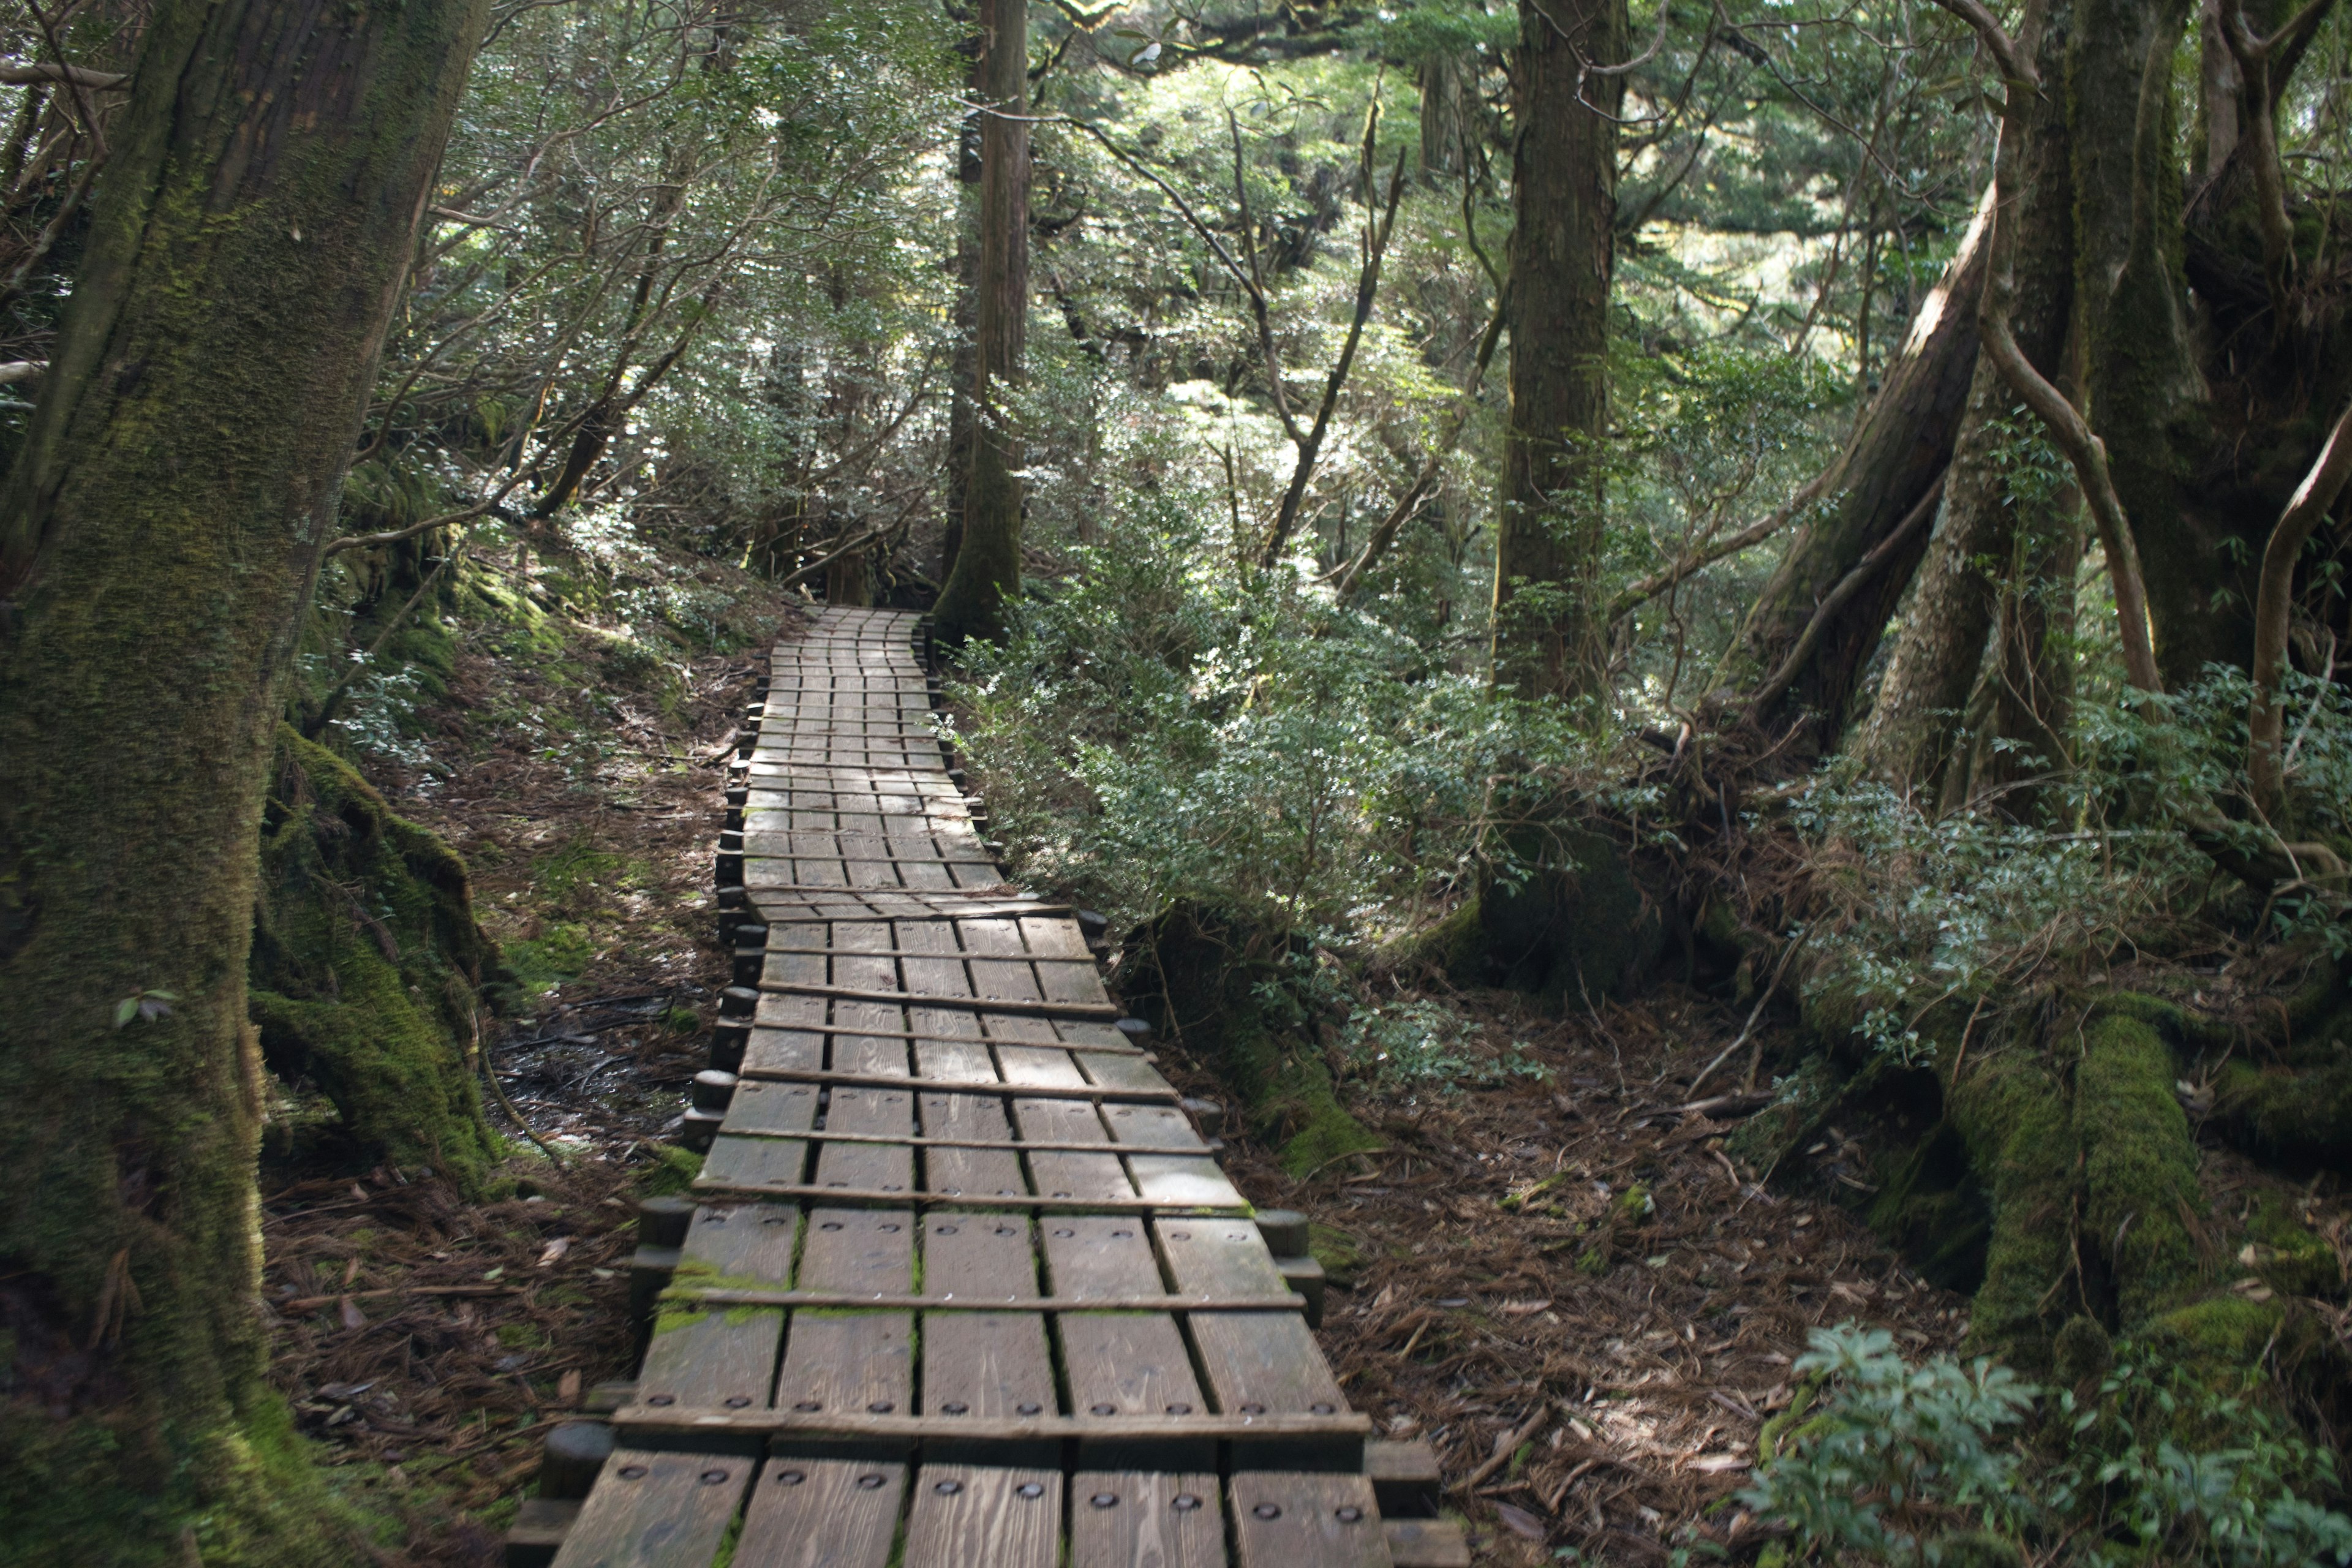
[2071,0,2219,686]
[1856,6,2077,793]
[1418,52,1469,179]
[0,0,486,1548]
[933,0,1028,644]
[940,6,984,584]
[1728,189,1989,745]
[1490,0,1626,701]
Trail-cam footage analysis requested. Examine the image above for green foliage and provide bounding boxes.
[1740,1323,2037,1564]
[2046,1347,2352,1566]
[1788,663,2352,1066]
[1741,1324,2352,1567]
[1338,995,1547,1095]
[944,497,1603,945]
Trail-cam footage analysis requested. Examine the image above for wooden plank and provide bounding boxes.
[1230,1473,1393,1568]
[736,1068,1180,1106]
[692,1181,1243,1217]
[772,1207,913,1439]
[809,1085,914,1194]
[919,1212,1055,1463]
[1159,1218,1353,1468]
[1043,1217,1210,1469]
[1069,1472,1227,1568]
[756,981,1121,1021]
[548,1447,750,1568]
[1015,1096,1132,1200]
[608,1406,1370,1443]
[900,1466,1061,1568]
[701,1078,818,1191]
[918,1090,1027,1198]
[729,1460,903,1568]
[635,1205,797,1415]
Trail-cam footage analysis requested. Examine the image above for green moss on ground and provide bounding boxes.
[248,726,503,1194]
[0,1383,364,1568]
[2212,1055,2352,1172]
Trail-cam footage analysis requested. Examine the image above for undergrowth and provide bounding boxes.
[1739,1324,2352,1566]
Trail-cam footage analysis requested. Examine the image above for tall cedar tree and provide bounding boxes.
[933,0,1029,643]
[1491,0,1627,700]
[0,0,488,1553]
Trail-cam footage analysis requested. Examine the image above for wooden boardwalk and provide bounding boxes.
[512,608,1463,1568]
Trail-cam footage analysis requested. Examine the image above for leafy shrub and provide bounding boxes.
[1741,1325,2352,1566]
[941,500,1605,945]
[1740,1324,2036,1564]
[2046,1349,2352,1566]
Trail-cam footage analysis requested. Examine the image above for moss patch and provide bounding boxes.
[248,726,503,1194]
[2075,1013,2204,1324]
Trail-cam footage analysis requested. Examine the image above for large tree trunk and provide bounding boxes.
[1728,194,1989,747]
[2072,0,2221,686]
[938,6,985,586]
[1489,0,1625,701]
[0,0,486,1550]
[932,0,1028,645]
[1856,6,2077,793]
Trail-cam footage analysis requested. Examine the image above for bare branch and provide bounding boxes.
[0,59,127,89]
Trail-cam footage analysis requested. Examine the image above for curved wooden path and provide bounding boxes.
[508,608,1464,1567]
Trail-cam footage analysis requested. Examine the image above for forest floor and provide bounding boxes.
[255,590,1954,1564]
[255,545,799,1562]
[1197,990,1967,1566]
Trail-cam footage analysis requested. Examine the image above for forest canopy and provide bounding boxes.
[6,0,2352,1562]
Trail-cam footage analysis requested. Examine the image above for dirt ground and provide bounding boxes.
[1196,990,1969,1566]
[261,594,1961,1564]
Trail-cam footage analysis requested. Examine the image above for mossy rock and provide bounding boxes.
[248,726,503,1194]
[1371,894,1485,988]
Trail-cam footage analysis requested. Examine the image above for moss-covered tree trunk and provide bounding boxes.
[932,0,1027,645]
[0,0,488,1553]
[1856,4,2076,793]
[1490,0,1624,701]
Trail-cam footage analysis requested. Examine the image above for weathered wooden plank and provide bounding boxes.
[548,1448,752,1568]
[772,1207,913,1438]
[919,1212,1055,1463]
[919,1090,1027,1197]
[1159,1218,1352,1467]
[701,1076,818,1191]
[1229,1473,1393,1568]
[738,1068,1180,1106]
[635,1205,797,1414]
[900,1466,1061,1568]
[1069,1471,1228,1568]
[1016,1096,1132,1200]
[729,1460,903,1568]
[810,1085,914,1193]
[1042,1217,1208,1468]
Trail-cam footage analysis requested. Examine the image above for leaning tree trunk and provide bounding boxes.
[1856,3,2078,793]
[1728,192,1989,748]
[1489,0,1626,701]
[932,0,1028,645]
[0,0,487,1551]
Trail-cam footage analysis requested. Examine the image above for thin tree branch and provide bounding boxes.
[2248,394,2352,812]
